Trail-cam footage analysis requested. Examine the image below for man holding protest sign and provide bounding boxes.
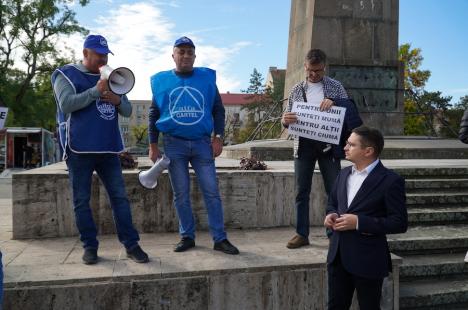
[282,49,362,249]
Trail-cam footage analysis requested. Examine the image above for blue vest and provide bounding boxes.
[52,65,124,154]
[150,68,216,139]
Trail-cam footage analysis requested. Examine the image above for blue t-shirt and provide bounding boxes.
[150,67,217,140]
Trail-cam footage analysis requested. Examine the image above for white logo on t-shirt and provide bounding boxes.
[96,99,115,120]
[169,86,205,125]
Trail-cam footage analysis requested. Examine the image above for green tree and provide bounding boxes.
[260,72,286,139]
[454,95,468,110]
[399,43,431,135]
[241,68,268,121]
[440,94,468,138]
[0,0,89,128]
[233,68,285,143]
[416,91,453,136]
[234,115,257,143]
[399,43,431,94]
[131,124,148,146]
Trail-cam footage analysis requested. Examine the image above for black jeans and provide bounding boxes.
[294,138,340,238]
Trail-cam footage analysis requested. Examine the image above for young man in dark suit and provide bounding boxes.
[324,126,407,310]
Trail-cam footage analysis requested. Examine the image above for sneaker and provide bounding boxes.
[214,239,239,255]
[465,251,468,263]
[174,237,195,252]
[286,235,310,249]
[126,245,149,263]
[82,248,98,265]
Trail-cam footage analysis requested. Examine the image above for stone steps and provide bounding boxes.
[400,253,468,279]
[408,207,468,225]
[405,178,468,193]
[394,169,468,309]
[389,225,468,255]
[394,167,468,179]
[405,192,468,206]
[400,277,468,309]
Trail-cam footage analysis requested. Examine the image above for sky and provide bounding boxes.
[62,0,468,103]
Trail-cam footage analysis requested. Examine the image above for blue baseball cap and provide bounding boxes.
[83,35,114,55]
[174,36,195,48]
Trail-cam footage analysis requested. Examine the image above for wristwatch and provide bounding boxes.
[215,134,223,140]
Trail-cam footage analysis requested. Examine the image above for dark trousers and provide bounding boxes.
[295,138,340,238]
[327,253,383,310]
[66,151,140,250]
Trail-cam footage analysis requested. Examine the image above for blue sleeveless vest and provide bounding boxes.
[150,68,216,139]
[52,64,124,154]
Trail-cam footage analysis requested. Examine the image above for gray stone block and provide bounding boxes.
[12,167,330,239]
[130,276,208,310]
[311,17,344,62]
[4,282,131,310]
[209,269,326,310]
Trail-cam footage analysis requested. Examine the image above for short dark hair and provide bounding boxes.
[352,126,384,157]
[305,49,327,65]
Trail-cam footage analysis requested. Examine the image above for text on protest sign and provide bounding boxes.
[0,107,8,130]
[288,102,346,145]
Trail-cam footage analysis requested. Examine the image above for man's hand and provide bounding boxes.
[282,112,298,125]
[333,214,358,231]
[319,98,334,111]
[324,213,339,229]
[101,91,121,106]
[97,79,121,106]
[212,136,223,157]
[97,79,108,93]
[149,143,161,163]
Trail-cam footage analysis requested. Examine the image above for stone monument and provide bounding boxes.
[284,0,403,134]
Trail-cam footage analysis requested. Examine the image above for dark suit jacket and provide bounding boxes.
[330,98,363,159]
[326,161,408,279]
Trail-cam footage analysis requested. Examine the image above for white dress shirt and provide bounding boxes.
[347,159,380,207]
[346,159,380,230]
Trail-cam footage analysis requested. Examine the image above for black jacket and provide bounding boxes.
[326,162,408,278]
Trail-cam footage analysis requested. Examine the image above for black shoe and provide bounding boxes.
[126,245,149,263]
[214,239,239,255]
[82,248,98,265]
[174,237,195,252]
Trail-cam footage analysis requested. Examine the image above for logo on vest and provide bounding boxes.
[96,99,116,120]
[169,86,205,125]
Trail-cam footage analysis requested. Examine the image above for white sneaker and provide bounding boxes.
[465,251,468,263]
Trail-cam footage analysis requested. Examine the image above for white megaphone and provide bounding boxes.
[138,155,171,189]
[99,65,135,95]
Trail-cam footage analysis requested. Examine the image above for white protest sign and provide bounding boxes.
[0,107,8,129]
[288,101,346,145]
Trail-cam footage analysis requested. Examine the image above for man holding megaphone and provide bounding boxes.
[51,34,148,265]
[148,36,239,255]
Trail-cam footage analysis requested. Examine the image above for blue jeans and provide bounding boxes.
[295,138,341,238]
[66,151,140,250]
[163,135,227,242]
[0,251,3,309]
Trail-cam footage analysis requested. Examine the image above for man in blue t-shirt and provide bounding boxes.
[148,36,239,255]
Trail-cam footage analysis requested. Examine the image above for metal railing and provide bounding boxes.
[225,96,461,144]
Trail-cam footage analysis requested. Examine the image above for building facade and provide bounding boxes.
[119,100,151,147]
